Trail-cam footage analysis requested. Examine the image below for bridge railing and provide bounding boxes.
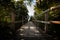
[33,5,60,33]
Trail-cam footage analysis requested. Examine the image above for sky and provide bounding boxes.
[15,0,36,16]
[23,0,36,21]
[27,4,34,16]
[26,0,36,16]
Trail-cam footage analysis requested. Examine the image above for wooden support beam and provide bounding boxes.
[11,12,15,30]
[51,21,60,24]
[44,13,48,33]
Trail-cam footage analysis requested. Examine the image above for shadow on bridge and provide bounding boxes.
[15,21,52,40]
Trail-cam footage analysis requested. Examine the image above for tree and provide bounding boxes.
[0,0,28,40]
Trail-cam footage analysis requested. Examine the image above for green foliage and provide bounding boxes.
[48,9,60,20]
[0,0,28,40]
[0,0,28,23]
[35,0,60,21]
[34,0,60,38]
[15,1,28,22]
[34,6,43,16]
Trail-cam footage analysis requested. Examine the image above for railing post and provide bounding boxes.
[44,13,48,33]
[11,12,15,30]
[22,16,23,25]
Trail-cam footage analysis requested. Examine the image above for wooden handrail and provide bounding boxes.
[32,20,60,24]
[51,21,60,24]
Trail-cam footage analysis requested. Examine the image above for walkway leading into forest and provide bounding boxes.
[16,21,52,40]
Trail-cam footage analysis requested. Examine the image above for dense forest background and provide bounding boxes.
[0,0,60,40]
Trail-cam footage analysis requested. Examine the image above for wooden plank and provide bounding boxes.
[51,21,60,24]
